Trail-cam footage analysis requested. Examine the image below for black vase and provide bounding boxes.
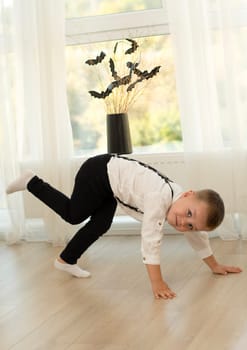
[107,113,133,154]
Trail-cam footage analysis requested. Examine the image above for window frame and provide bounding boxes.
[65,5,169,45]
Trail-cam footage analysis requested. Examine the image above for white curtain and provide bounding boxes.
[0,0,74,244]
[166,0,247,239]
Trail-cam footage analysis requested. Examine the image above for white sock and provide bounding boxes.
[54,258,91,278]
[6,170,35,194]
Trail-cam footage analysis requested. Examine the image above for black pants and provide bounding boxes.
[27,154,117,264]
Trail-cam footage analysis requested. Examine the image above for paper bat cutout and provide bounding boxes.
[85,51,106,65]
[125,39,139,55]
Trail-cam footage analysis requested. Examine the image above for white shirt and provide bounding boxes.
[107,155,212,265]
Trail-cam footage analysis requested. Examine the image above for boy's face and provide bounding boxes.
[166,190,209,232]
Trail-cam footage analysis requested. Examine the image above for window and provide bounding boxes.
[66,0,163,18]
[65,1,183,155]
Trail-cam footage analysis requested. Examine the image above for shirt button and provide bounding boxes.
[143,257,146,261]
[158,221,162,225]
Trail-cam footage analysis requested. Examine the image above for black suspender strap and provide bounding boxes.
[115,197,144,214]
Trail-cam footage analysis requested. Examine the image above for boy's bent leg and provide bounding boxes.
[26,155,113,225]
[27,176,76,223]
[60,197,117,264]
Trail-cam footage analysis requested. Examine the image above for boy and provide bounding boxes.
[6,154,242,299]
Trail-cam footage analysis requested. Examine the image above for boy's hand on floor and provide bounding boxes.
[146,264,176,300]
[151,280,176,300]
[203,255,242,275]
[211,264,242,275]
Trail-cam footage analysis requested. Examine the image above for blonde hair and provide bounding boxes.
[196,189,225,230]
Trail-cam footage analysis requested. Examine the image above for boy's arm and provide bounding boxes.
[203,254,242,274]
[184,231,242,273]
[145,264,176,299]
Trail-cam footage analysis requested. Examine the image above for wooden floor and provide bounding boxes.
[0,235,247,350]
